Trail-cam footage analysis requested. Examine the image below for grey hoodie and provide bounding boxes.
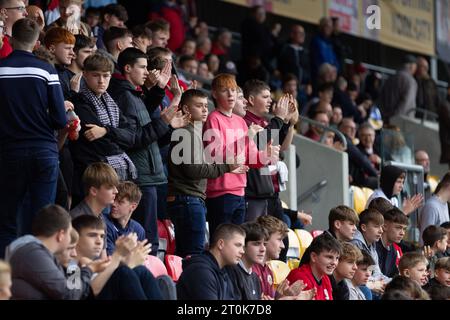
[6,235,92,300]
[351,230,391,283]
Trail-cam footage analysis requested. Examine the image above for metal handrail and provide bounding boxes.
[297,179,327,204]
[299,116,348,150]
[406,107,439,124]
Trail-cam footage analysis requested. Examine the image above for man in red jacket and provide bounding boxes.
[0,0,28,58]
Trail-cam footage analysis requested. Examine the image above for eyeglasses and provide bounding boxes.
[5,6,26,12]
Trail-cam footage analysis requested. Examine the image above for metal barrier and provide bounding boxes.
[299,116,348,150]
[406,107,439,124]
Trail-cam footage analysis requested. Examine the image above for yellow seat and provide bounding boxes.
[287,229,300,259]
[294,229,313,260]
[352,186,366,214]
[266,260,291,285]
[287,258,300,270]
[428,175,439,193]
[361,187,374,203]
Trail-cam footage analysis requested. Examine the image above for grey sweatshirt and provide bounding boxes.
[6,235,92,300]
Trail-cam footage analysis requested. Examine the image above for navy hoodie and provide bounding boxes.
[177,252,238,300]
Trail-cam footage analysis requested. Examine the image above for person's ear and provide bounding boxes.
[361,224,367,233]
[247,94,255,106]
[89,186,98,197]
[217,239,224,250]
[56,229,66,243]
[124,64,132,74]
[181,104,189,115]
[48,44,56,54]
[334,220,341,231]
[310,252,318,264]
[130,202,138,212]
[403,269,410,277]
[211,90,217,100]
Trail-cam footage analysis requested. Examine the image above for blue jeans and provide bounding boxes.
[132,185,158,256]
[167,195,207,257]
[206,194,246,241]
[0,147,59,258]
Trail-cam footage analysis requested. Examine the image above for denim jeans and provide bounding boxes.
[132,185,158,256]
[167,195,207,257]
[206,194,246,241]
[0,147,59,258]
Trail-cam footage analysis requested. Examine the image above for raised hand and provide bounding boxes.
[272,94,289,121]
[402,193,424,216]
[169,74,183,106]
[70,73,83,92]
[266,139,280,163]
[248,123,264,140]
[145,69,160,89]
[158,60,172,89]
[170,110,190,129]
[160,104,178,125]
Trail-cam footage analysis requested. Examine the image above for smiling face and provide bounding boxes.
[404,262,429,286]
[265,231,285,260]
[311,250,340,277]
[434,268,450,286]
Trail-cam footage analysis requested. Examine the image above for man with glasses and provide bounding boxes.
[339,118,378,189]
[0,0,27,58]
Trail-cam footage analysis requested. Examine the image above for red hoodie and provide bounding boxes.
[287,264,333,300]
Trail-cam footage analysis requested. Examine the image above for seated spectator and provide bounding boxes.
[347,250,376,300]
[351,208,389,294]
[357,123,382,171]
[179,38,196,57]
[303,82,334,117]
[168,89,246,257]
[415,56,439,117]
[339,118,378,188]
[226,222,267,300]
[195,35,212,61]
[54,228,92,300]
[0,260,11,300]
[327,205,359,241]
[105,181,145,256]
[398,252,429,287]
[69,53,136,199]
[440,222,450,258]
[178,54,198,85]
[49,0,92,36]
[26,5,45,31]
[376,208,408,278]
[415,150,434,200]
[6,205,75,299]
[422,226,448,276]
[425,282,450,300]
[146,19,170,49]
[383,275,429,300]
[304,111,329,142]
[419,172,450,245]
[84,7,101,30]
[333,80,364,124]
[367,165,423,216]
[177,224,245,300]
[72,215,161,300]
[95,4,128,50]
[423,257,450,295]
[331,106,343,127]
[211,28,232,58]
[287,232,341,300]
[367,197,394,214]
[205,53,220,76]
[331,242,362,300]
[131,24,152,53]
[383,125,414,164]
[70,162,118,220]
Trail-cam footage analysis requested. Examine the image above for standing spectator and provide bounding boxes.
[25,5,45,31]
[438,96,450,169]
[49,0,92,36]
[148,0,186,52]
[241,5,276,73]
[102,26,133,73]
[278,24,310,88]
[168,89,247,258]
[379,55,418,123]
[146,19,170,49]
[415,57,439,118]
[310,17,339,85]
[415,150,433,200]
[330,17,351,75]
[419,172,450,245]
[95,4,128,51]
[0,18,67,257]
[0,0,28,58]
[357,123,382,171]
[131,24,152,53]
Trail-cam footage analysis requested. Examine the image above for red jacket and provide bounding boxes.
[252,263,275,298]
[149,5,186,52]
[0,36,12,59]
[287,264,333,300]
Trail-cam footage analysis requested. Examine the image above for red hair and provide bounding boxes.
[44,27,76,47]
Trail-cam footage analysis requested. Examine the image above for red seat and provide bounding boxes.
[157,219,176,256]
[144,255,168,278]
[164,254,183,282]
[311,230,324,238]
